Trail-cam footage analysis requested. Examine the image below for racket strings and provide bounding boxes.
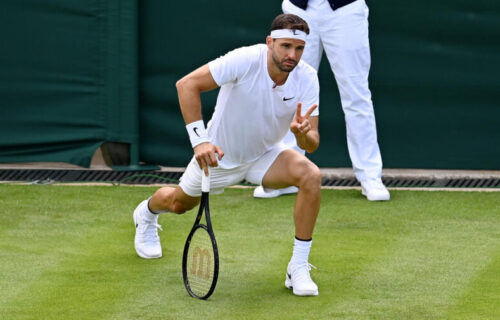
[186,228,215,297]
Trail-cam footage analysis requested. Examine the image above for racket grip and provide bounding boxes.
[201,167,211,193]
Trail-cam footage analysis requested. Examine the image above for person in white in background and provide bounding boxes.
[254,0,390,201]
[133,14,323,296]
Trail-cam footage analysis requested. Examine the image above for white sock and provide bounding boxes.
[141,197,168,221]
[290,237,312,265]
[138,199,156,221]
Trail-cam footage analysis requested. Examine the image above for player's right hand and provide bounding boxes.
[290,102,317,136]
[194,142,224,175]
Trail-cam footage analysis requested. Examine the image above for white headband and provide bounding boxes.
[270,29,307,42]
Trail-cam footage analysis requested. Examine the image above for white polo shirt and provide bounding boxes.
[207,44,319,169]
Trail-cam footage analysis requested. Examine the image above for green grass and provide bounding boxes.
[0,184,499,319]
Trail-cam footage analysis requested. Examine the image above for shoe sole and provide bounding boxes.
[254,190,281,198]
[361,188,390,201]
[285,275,319,296]
[133,210,162,259]
[254,186,298,199]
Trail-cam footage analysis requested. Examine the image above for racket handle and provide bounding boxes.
[201,167,211,193]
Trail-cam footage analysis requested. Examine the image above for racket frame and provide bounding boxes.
[182,170,219,300]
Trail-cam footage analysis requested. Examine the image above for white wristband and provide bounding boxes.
[186,120,209,148]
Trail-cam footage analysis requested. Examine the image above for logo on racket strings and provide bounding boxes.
[190,246,211,279]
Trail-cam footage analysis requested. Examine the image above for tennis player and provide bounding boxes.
[133,13,321,296]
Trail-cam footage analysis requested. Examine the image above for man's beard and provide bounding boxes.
[272,52,298,72]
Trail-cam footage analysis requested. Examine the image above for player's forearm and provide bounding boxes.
[179,92,204,125]
[296,130,319,153]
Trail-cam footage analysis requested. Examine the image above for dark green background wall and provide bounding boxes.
[1,1,499,169]
[139,0,500,169]
[0,0,138,167]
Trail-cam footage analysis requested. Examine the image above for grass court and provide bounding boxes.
[0,184,499,319]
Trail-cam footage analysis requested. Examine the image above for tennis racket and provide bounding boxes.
[182,168,219,299]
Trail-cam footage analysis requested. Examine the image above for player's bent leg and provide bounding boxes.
[261,150,321,296]
[150,186,201,214]
[253,131,303,199]
[262,149,322,239]
[134,186,201,259]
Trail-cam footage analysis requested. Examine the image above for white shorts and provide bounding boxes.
[179,144,287,197]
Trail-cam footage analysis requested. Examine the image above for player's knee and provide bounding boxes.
[171,200,195,214]
[299,164,322,191]
[308,165,322,188]
[170,202,186,214]
[175,77,187,91]
[154,187,195,214]
[165,193,196,214]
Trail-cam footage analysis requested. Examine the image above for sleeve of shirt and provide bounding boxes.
[300,70,320,117]
[208,46,254,86]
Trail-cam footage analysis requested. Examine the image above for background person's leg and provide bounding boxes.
[320,1,389,200]
[321,0,383,182]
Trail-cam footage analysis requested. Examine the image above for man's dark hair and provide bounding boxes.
[270,14,310,35]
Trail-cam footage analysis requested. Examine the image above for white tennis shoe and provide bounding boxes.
[361,179,390,201]
[133,200,162,259]
[253,186,298,198]
[285,261,319,296]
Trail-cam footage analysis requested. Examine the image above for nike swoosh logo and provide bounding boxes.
[193,127,200,137]
[283,97,295,101]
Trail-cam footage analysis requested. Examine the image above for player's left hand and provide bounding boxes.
[290,102,317,136]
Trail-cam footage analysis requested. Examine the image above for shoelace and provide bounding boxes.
[306,262,317,271]
[137,222,163,241]
[292,262,317,282]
